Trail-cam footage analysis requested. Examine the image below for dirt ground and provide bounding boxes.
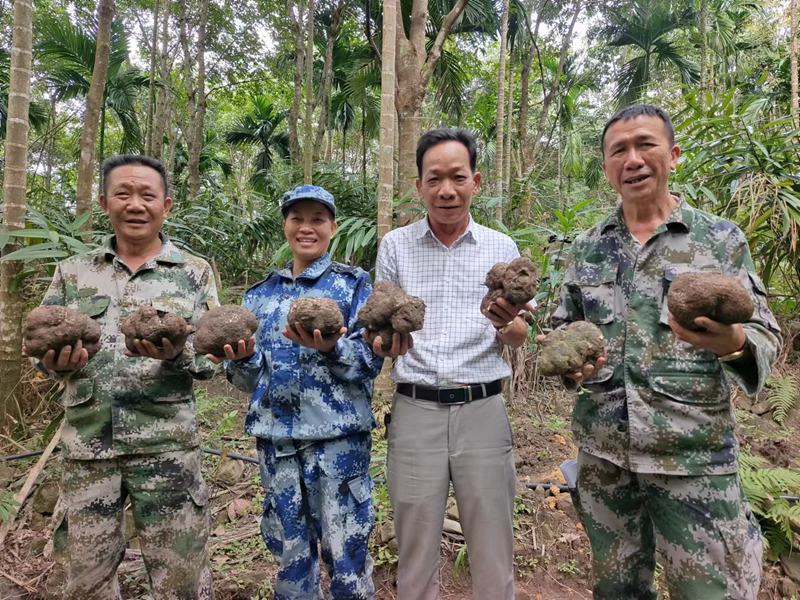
[1,359,799,600]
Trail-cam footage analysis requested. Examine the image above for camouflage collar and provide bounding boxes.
[278,252,332,281]
[599,193,692,235]
[93,234,186,265]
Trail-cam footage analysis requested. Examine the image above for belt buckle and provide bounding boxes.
[438,385,471,405]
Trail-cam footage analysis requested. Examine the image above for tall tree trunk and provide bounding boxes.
[303,0,315,183]
[521,0,580,216]
[791,0,799,126]
[288,0,305,163]
[518,55,531,169]
[494,0,509,221]
[0,0,33,430]
[361,104,367,186]
[504,54,513,200]
[145,0,160,155]
[374,0,398,408]
[313,0,346,159]
[190,0,208,197]
[44,95,56,193]
[178,0,209,201]
[152,1,171,161]
[698,0,709,92]
[520,0,546,176]
[395,0,470,224]
[75,0,113,237]
[377,0,396,244]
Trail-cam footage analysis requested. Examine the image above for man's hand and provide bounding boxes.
[283,323,346,353]
[125,323,192,361]
[30,340,90,373]
[368,331,413,358]
[667,314,746,357]
[535,333,608,384]
[482,297,532,330]
[205,336,257,364]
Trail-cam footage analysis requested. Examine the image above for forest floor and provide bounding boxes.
[1,357,799,600]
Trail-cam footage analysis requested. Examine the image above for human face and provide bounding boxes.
[100,164,172,246]
[283,200,337,269]
[416,140,480,232]
[602,115,680,204]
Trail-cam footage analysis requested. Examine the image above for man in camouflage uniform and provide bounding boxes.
[221,185,383,599]
[551,105,782,600]
[29,155,216,600]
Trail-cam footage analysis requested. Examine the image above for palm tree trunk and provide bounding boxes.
[377,0,396,245]
[313,0,346,160]
[698,0,709,92]
[791,0,799,126]
[190,0,209,199]
[178,0,208,201]
[505,54,513,201]
[288,0,305,163]
[303,0,315,184]
[494,0,509,222]
[45,95,56,193]
[145,0,159,155]
[0,0,33,431]
[361,103,367,186]
[374,0,397,408]
[152,1,170,161]
[76,0,114,237]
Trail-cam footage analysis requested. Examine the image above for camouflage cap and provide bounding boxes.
[281,184,336,217]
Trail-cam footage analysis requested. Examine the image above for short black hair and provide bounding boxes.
[101,154,169,196]
[416,128,477,177]
[601,104,675,154]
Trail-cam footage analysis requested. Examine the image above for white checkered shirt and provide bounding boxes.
[376,216,520,386]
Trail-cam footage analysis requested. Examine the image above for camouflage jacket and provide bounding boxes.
[40,235,219,460]
[226,254,382,455]
[552,199,782,476]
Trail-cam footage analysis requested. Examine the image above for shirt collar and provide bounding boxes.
[93,233,185,265]
[277,252,332,281]
[599,192,691,236]
[418,215,479,245]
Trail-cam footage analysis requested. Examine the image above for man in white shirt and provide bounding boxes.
[373,128,530,600]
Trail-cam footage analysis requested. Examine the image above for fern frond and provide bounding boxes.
[766,374,799,425]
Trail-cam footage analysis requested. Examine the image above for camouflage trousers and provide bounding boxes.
[256,433,375,600]
[60,449,213,600]
[574,450,762,600]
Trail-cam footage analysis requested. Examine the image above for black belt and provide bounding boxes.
[396,380,503,405]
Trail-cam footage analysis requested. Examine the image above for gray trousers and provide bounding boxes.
[387,392,516,600]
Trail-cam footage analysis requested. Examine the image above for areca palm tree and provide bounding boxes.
[35,15,149,156]
[607,0,699,107]
[225,96,290,190]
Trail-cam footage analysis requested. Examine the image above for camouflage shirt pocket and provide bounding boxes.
[75,295,111,318]
[572,265,618,325]
[63,377,94,408]
[648,359,729,406]
[745,272,781,333]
